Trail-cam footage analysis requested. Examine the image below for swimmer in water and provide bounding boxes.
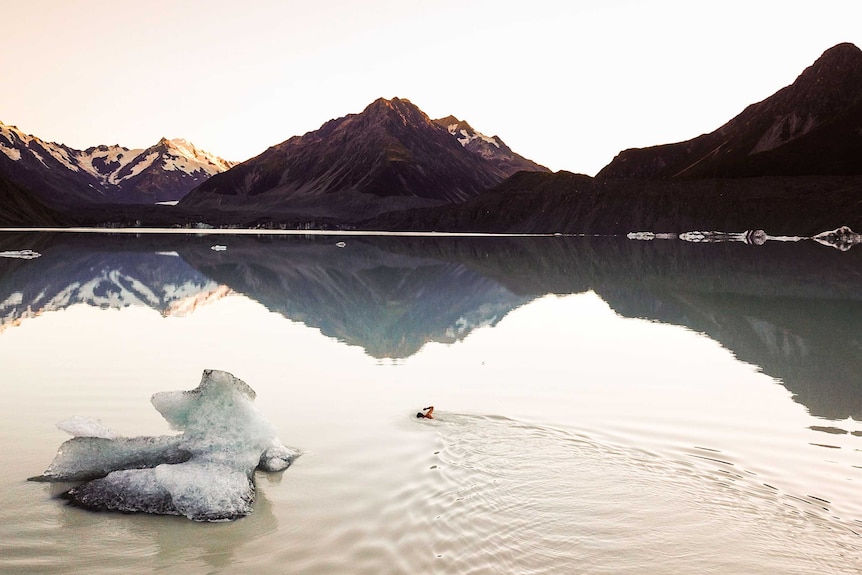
[416,406,434,419]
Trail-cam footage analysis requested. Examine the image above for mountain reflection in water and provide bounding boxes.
[1,231,860,422]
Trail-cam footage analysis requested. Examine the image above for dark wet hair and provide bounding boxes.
[416,412,425,418]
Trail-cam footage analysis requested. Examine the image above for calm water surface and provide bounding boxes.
[0,231,860,574]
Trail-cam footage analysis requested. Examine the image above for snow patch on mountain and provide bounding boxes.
[438,116,502,151]
[76,145,140,184]
[124,151,160,181]
[430,114,548,174]
[0,143,21,161]
[42,141,80,172]
[453,126,500,149]
[0,123,22,161]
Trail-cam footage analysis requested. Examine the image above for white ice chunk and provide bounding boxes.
[0,250,41,259]
[627,232,655,240]
[32,369,299,521]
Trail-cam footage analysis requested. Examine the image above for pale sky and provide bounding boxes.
[2,0,861,175]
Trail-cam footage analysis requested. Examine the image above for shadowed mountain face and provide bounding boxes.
[2,232,860,420]
[368,172,862,236]
[0,174,67,227]
[598,43,862,179]
[179,98,543,222]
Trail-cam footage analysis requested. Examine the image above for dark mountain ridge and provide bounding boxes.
[598,43,862,179]
[0,173,68,227]
[367,171,862,236]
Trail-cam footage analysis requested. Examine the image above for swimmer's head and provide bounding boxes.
[416,412,424,418]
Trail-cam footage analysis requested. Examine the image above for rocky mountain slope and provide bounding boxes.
[178,98,547,221]
[0,121,235,206]
[598,43,862,179]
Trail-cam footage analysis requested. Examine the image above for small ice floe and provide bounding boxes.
[0,249,41,259]
[210,244,227,252]
[626,232,680,241]
[31,369,299,522]
[678,230,767,245]
[627,232,655,241]
[812,226,862,251]
[335,241,346,248]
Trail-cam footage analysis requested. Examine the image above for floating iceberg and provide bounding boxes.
[0,249,41,259]
[678,230,768,245]
[31,369,299,522]
[812,226,862,251]
[626,232,656,241]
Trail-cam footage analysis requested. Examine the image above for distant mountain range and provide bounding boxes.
[2,42,861,231]
[0,122,235,206]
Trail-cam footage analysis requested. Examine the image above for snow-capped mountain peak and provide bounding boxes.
[0,120,236,204]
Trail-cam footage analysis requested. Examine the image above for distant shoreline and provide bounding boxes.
[0,227,568,238]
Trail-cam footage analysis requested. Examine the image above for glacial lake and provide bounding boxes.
[1,230,861,574]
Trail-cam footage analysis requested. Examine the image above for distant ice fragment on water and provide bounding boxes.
[0,249,41,259]
[812,226,862,251]
[678,230,767,245]
[627,232,679,240]
[31,369,299,522]
[210,244,227,251]
[627,232,655,241]
[336,241,346,248]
